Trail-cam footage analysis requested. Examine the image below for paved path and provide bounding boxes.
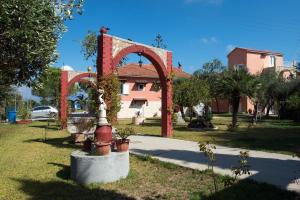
[129,135,300,193]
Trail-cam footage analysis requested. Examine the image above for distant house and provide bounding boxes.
[212,47,286,113]
[228,47,284,74]
[117,63,190,118]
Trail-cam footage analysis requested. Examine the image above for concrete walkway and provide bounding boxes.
[128,135,300,193]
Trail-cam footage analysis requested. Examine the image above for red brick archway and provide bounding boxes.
[60,71,96,125]
[97,28,173,137]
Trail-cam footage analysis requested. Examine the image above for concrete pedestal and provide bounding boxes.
[71,150,129,184]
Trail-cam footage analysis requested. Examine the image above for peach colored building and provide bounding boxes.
[117,64,190,118]
[228,47,284,75]
[212,47,284,113]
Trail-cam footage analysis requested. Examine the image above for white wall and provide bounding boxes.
[118,101,161,118]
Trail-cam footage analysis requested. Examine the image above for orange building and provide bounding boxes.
[212,47,284,113]
[117,63,190,118]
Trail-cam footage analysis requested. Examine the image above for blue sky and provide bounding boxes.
[55,0,300,73]
[19,0,300,100]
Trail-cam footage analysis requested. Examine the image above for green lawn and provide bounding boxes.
[0,122,297,199]
[116,114,300,156]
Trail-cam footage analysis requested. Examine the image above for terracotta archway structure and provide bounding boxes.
[97,28,173,137]
[60,71,97,125]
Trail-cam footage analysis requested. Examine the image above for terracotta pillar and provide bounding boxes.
[161,52,173,137]
[60,70,68,128]
[97,28,113,78]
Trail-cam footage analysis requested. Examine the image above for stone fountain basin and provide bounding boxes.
[71,150,129,184]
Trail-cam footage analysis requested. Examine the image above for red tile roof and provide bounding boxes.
[117,63,191,79]
[228,47,283,57]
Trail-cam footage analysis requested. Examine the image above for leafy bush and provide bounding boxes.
[115,127,136,140]
[18,102,31,120]
[98,74,121,124]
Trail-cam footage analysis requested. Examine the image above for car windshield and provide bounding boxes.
[33,106,50,111]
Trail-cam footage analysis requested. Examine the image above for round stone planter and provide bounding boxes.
[71,150,129,184]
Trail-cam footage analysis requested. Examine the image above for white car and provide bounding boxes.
[31,106,58,119]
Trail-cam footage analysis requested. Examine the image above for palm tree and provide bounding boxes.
[217,68,256,128]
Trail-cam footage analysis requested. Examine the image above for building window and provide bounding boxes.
[120,83,129,95]
[270,56,276,67]
[236,64,245,70]
[137,83,145,91]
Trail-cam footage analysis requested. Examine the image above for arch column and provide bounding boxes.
[97,31,113,77]
[162,52,173,137]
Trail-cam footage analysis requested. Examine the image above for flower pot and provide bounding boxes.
[116,139,130,152]
[95,142,111,156]
[94,125,112,143]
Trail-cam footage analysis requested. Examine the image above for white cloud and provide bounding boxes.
[184,0,223,5]
[226,44,236,52]
[200,37,218,44]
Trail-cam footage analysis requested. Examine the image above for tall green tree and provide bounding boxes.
[217,68,256,128]
[194,59,225,77]
[0,0,83,86]
[287,93,300,121]
[0,85,16,107]
[81,31,97,62]
[256,71,281,117]
[173,77,210,122]
[194,59,225,112]
[81,30,128,67]
[276,79,300,120]
[32,67,61,107]
[247,75,262,124]
[98,74,121,124]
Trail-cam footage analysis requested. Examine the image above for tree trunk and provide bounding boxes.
[261,103,267,114]
[266,105,271,117]
[180,105,185,119]
[189,106,193,123]
[252,102,258,124]
[266,101,274,117]
[231,95,240,128]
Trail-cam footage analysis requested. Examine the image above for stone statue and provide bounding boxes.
[97,88,109,125]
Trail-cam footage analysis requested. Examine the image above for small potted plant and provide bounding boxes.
[115,127,135,152]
